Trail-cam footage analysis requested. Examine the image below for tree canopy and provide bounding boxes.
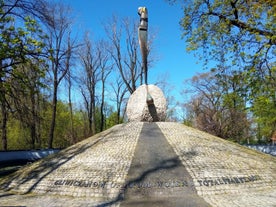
[0,0,127,150]
[174,0,275,70]
[172,0,276,141]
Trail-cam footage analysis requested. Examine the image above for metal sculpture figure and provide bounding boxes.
[138,7,148,85]
[138,7,153,105]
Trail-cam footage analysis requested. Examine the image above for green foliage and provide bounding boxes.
[105,112,123,129]
[52,101,73,148]
[182,119,193,127]
[4,98,121,150]
[171,0,276,142]
[0,1,48,150]
[7,119,29,150]
[0,11,45,68]
[0,1,127,150]
[183,71,252,142]
[251,96,276,140]
[178,0,275,69]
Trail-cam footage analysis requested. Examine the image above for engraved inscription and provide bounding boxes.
[53,175,261,189]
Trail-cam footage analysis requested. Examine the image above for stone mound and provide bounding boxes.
[0,122,276,207]
[126,84,166,122]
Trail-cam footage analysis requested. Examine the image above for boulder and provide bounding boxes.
[126,84,166,122]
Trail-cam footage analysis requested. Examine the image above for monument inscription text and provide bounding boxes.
[53,175,261,189]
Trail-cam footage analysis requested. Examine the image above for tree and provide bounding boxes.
[153,73,176,121]
[97,40,112,132]
[183,72,251,142]
[106,111,124,129]
[186,72,226,137]
[64,33,78,145]
[110,75,128,124]
[0,0,46,150]
[8,60,46,149]
[79,35,100,136]
[172,0,275,69]
[170,0,275,141]
[105,16,144,94]
[250,64,276,142]
[42,2,77,148]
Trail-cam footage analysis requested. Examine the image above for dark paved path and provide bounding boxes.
[120,123,210,207]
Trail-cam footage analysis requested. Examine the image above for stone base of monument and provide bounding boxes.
[1,122,276,206]
[126,84,166,122]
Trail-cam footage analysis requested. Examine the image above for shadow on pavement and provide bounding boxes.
[0,126,120,196]
[96,157,181,207]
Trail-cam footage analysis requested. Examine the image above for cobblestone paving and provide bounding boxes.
[120,123,210,207]
[0,122,143,206]
[1,122,276,207]
[157,122,276,207]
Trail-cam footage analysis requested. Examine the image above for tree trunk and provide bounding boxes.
[0,61,8,151]
[88,92,96,136]
[1,100,8,151]
[91,94,96,135]
[117,108,121,124]
[88,96,93,136]
[36,94,42,148]
[48,80,58,149]
[30,89,36,149]
[68,78,76,144]
[100,80,105,132]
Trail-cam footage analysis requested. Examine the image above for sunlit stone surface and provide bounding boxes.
[126,84,166,122]
[1,122,276,206]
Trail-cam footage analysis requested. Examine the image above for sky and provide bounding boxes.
[65,0,206,108]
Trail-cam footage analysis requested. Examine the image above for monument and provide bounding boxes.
[126,84,166,122]
[1,122,276,206]
[126,7,167,122]
[0,7,276,207]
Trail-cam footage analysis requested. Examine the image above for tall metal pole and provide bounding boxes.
[138,7,153,105]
